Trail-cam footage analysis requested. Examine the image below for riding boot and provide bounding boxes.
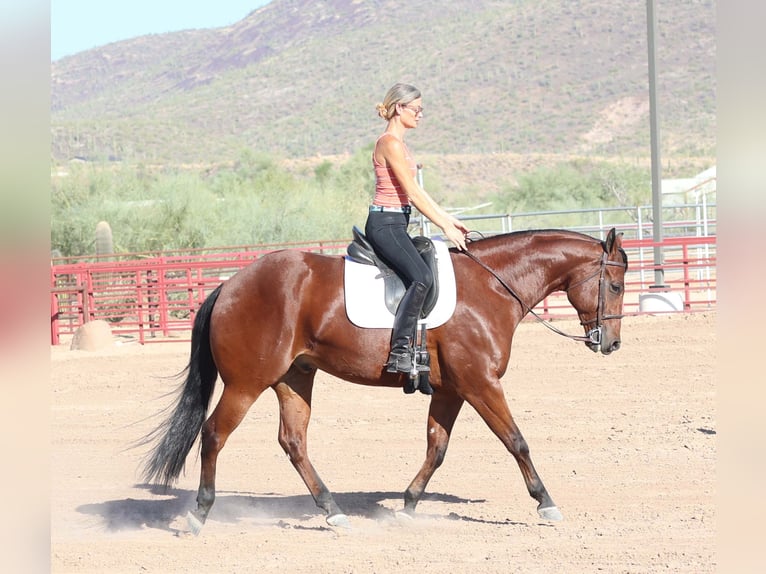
[386,281,428,374]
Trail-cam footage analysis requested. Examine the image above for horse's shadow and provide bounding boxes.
[75,484,523,533]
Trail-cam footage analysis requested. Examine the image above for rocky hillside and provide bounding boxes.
[51,0,716,166]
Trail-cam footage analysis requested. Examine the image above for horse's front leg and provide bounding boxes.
[273,369,350,529]
[463,377,563,521]
[401,391,465,515]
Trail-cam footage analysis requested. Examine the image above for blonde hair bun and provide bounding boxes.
[377,83,421,121]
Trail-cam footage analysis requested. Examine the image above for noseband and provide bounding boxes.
[464,249,626,345]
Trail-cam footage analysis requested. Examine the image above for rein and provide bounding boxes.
[462,248,626,345]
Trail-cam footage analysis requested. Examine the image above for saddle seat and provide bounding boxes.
[346,226,440,317]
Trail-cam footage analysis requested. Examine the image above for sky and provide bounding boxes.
[51,0,273,60]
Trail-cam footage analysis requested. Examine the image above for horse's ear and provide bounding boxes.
[603,228,623,255]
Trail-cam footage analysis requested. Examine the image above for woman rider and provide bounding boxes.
[365,83,469,380]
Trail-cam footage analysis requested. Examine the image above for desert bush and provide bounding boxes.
[490,160,651,228]
[51,153,652,257]
[51,148,375,256]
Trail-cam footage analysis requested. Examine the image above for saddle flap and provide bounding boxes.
[408,236,439,317]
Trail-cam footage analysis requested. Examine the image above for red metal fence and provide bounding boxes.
[50,235,716,345]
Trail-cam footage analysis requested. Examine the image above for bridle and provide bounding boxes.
[463,249,627,345]
[566,251,627,345]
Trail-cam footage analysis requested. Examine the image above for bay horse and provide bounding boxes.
[141,228,627,533]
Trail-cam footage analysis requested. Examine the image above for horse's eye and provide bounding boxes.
[609,283,623,295]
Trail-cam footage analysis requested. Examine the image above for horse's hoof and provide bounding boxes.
[394,510,414,522]
[326,513,352,530]
[187,510,204,536]
[537,505,563,521]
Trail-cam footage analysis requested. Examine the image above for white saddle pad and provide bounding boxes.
[343,238,457,329]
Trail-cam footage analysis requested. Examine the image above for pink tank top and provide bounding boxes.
[372,134,416,208]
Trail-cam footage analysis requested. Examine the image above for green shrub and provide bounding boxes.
[51,153,655,257]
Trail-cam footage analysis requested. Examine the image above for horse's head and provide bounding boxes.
[566,228,628,355]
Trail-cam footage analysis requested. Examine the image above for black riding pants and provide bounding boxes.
[365,211,434,291]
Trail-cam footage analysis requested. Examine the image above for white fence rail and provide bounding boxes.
[414,203,716,242]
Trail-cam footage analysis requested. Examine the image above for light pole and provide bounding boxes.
[647,0,666,288]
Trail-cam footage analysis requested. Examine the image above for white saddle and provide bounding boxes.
[343,238,457,329]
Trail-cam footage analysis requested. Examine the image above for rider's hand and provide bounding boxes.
[449,215,470,235]
[445,223,468,251]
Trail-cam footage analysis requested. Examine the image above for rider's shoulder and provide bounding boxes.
[376,133,405,155]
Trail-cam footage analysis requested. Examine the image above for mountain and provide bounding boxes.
[51,0,716,167]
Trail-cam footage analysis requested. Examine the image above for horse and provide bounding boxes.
[140,227,628,533]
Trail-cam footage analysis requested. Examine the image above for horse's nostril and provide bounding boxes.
[611,340,621,352]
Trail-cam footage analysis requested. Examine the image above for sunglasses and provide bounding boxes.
[400,104,423,115]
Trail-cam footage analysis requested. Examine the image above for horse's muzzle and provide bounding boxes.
[586,338,621,355]
[604,339,621,354]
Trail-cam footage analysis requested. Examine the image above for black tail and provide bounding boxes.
[139,284,223,488]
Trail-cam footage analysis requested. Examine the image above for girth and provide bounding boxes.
[346,226,440,317]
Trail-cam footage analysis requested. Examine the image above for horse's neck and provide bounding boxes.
[470,233,594,300]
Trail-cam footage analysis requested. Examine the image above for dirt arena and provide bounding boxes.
[51,312,716,573]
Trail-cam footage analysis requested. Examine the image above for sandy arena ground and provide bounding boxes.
[51,312,716,573]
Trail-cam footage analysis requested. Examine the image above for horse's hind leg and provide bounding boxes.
[273,365,349,528]
[190,385,264,533]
